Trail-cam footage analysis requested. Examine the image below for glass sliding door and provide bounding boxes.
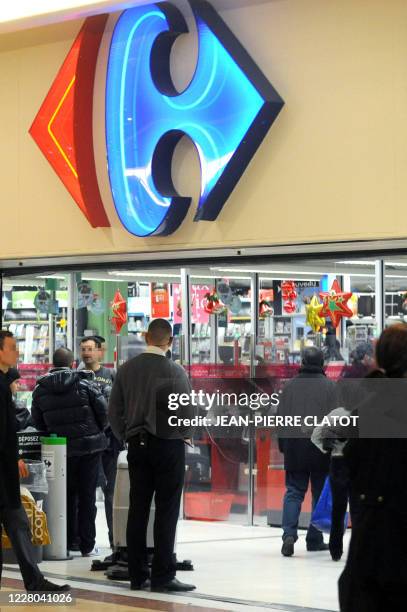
[183,271,253,523]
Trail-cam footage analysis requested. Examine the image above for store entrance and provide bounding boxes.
[1,254,396,528]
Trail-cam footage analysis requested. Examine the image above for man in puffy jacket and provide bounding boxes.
[31,348,107,557]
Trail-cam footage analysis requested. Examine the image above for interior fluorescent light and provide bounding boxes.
[335,260,375,266]
[211,267,375,277]
[191,275,252,280]
[82,277,125,282]
[37,275,66,280]
[259,277,320,282]
[386,262,407,268]
[386,275,407,279]
[211,268,325,275]
[108,271,181,278]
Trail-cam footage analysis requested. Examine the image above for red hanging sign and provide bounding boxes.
[151,283,170,319]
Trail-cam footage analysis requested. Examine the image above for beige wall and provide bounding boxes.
[0,0,406,260]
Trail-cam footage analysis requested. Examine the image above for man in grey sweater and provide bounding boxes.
[108,319,195,593]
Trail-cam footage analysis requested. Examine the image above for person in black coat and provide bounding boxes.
[278,346,337,557]
[0,330,69,592]
[7,368,34,431]
[31,347,108,557]
[339,324,407,612]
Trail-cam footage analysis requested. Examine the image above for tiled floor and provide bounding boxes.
[2,501,348,611]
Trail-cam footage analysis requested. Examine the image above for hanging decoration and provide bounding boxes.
[259,297,273,317]
[34,289,52,315]
[77,281,95,308]
[110,289,127,334]
[281,280,297,314]
[229,294,242,315]
[203,288,225,315]
[217,279,233,305]
[319,279,353,328]
[89,292,105,315]
[151,283,170,318]
[305,295,325,332]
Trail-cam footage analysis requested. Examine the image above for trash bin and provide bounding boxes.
[113,451,155,550]
[3,460,48,564]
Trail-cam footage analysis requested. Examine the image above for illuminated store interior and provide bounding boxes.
[1,254,405,526]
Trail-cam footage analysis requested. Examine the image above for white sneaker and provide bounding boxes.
[82,546,100,557]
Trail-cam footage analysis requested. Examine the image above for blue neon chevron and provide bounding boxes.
[105,1,283,237]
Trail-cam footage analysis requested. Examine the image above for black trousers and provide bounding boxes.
[0,505,43,590]
[127,434,185,586]
[101,449,120,548]
[329,457,349,554]
[67,452,101,554]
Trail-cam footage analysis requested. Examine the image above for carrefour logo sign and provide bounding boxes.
[30,1,283,237]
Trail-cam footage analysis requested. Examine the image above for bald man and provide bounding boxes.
[108,319,195,593]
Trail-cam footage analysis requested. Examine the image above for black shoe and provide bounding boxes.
[307,542,329,552]
[151,578,196,592]
[130,579,150,591]
[29,579,70,592]
[281,536,295,557]
[330,547,343,561]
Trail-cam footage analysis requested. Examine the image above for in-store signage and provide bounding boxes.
[30,1,284,236]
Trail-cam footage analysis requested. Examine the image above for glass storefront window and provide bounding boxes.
[1,254,402,527]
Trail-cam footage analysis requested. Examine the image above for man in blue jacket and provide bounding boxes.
[31,348,107,557]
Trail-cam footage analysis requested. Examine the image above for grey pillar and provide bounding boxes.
[375,259,385,334]
[180,268,191,368]
[247,273,259,526]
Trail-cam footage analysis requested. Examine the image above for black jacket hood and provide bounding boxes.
[37,368,94,394]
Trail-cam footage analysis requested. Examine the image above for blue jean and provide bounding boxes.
[282,470,327,544]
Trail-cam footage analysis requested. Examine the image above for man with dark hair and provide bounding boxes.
[52,347,75,368]
[79,335,121,549]
[31,347,108,557]
[109,318,195,592]
[0,331,70,591]
[278,346,337,557]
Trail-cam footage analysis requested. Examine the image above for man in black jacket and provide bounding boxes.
[0,330,69,591]
[109,319,195,593]
[278,347,336,557]
[31,347,107,557]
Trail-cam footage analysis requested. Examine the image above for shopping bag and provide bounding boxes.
[2,490,51,549]
[311,477,349,534]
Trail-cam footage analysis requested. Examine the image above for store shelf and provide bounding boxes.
[3,320,49,324]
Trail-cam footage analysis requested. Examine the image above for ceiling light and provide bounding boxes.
[210,267,375,277]
[108,271,181,278]
[37,275,66,280]
[335,260,375,266]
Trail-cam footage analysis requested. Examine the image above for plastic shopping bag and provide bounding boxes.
[311,477,349,534]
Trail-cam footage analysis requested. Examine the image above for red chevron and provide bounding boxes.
[29,15,110,228]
